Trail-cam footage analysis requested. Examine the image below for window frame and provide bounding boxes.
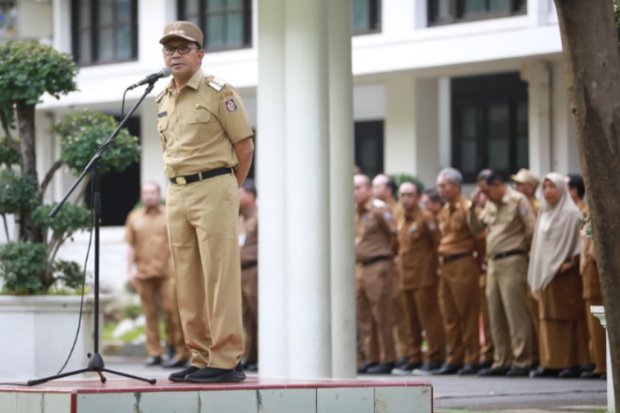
[352,0,382,36]
[451,73,528,183]
[71,0,139,67]
[427,0,526,26]
[177,0,253,53]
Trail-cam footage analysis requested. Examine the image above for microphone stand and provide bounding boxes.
[27,82,159,386]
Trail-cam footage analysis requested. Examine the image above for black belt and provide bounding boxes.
[242,262,257,270]
[440,252,472,264]
[358,256,392,267]
[490,250,526,261]
[169,167,232,185]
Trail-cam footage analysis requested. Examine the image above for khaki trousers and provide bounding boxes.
[526,287,540,365]
[241,265,258,363]
[166,174,244,369]
[479,276,494,363]
[135,277,189,360]
[401,286,445,364]
[486,255,532,369]
[585,297,607,373]
[393,272,413,360]
[539,318,590,369]
[439,255,480,366]
[356,259,396,364]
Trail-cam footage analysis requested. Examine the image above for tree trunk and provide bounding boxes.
[554,0,620,408]
[15,101,42,243]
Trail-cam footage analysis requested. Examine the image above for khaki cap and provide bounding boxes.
[510,168,540,188]
[159,21,204,48]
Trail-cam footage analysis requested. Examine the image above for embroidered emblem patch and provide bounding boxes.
[409,225,418,233]
[225,99,238,113]
[383,211,392,220]
[427,221,437,231]
[519,206,528,217]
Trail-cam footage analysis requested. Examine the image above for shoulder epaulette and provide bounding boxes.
[463,200,472,212]
[156,89,166,103]
[372,199,386,208]
[207,76,226,92]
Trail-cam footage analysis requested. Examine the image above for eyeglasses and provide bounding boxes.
[163,45,199,56]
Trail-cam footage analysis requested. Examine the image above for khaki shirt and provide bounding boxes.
[438,194,476,256]
[386,197,404,223]
[124,206,171,279]
[355,199,396,263]
[157,69,254,178]
[397,208,440,289]
[240,208,258,268]
[467,187,535,257]
[579,204,596,272]
[529,197,541,217]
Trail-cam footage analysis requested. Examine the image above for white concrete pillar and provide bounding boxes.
[284,0,332,378]
[257,0,289,378]
[52,0,71,53]
[139,0,169,66]
[520,60,551,178]
[551,62,580,174]
[527,0,550,27]
[438,77,451,169]
[328,0,356,380]
[140,99,168,190]
[385,73,416,175]
[413,78,440,187]
[382,0,415,35]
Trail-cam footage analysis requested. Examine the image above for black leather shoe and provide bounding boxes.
[478,367,507,377]
[186,363,246,383]
[433,363,463,375]
[168,366,200,382]
[559,366,581,378]
[242,360,257,369]
[532,366,561,378]
[413,362,442,376]
[581,371,603,379]
[391,362,422,375]
[144,356,162,366]
[506,366,529,377]
[367,363,396,375]
[457,364,478,375]
[357,362,378,374]
[395,356,411,369]
[580,363,595,373]
[244,362,258,372]
[601,374,607,380]
[479,360,493,370]
[162,357,190,369]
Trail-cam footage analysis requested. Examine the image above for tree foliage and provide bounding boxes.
[0,242,46,294]
[391,173,426,199]
[55,111,141,176]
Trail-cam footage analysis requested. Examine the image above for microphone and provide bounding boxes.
[128,67,172,90]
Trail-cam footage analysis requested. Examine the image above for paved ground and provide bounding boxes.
[105,358,607,412]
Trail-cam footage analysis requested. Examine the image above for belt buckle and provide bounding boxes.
[176,177,186,185]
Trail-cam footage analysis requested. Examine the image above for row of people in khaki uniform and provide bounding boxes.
[354,167,606,379]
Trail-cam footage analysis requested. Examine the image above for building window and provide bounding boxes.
[451,73,528,183]
[178,0,252,51]
[0,1,16,37]
[355,121,384,179]
[352,0,381,35]
[71,0,138,66]
[428,0,526,26]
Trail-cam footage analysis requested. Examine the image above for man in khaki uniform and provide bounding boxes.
[125,182,190,368]
[422,187,444,218]
[511,168,541,368]
[391,182,445,376]
[157,21,254,383]
[239,179,258,372]
[355,174,397,374]
[435,168,480,375]
[372,174,412,368]
[469,170,535,377]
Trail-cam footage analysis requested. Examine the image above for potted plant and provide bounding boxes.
[0,41,140,379]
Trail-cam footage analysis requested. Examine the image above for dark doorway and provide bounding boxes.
[86,116,141,226]
[355,120,384,179]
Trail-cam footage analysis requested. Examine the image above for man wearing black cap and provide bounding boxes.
[156,21,255,383]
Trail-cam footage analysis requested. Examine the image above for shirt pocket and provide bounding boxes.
[188,106,212,125]
[158,117,169,152]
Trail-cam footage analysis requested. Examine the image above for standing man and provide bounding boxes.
[468,170,535,377]
[435,168,480,375]
[372,173,412,368]
[125,182,190,368]
[392,181,445,376]
[239,179,258,372]
[355,174,397,374]
[422,187,444,218]
[157,21,254,383]
[511,167,542,368]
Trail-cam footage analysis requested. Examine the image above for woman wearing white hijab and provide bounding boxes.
[528,173,589,378]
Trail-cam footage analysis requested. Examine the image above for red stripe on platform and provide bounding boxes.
[70,393,77,413]
[0,377,432,394]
